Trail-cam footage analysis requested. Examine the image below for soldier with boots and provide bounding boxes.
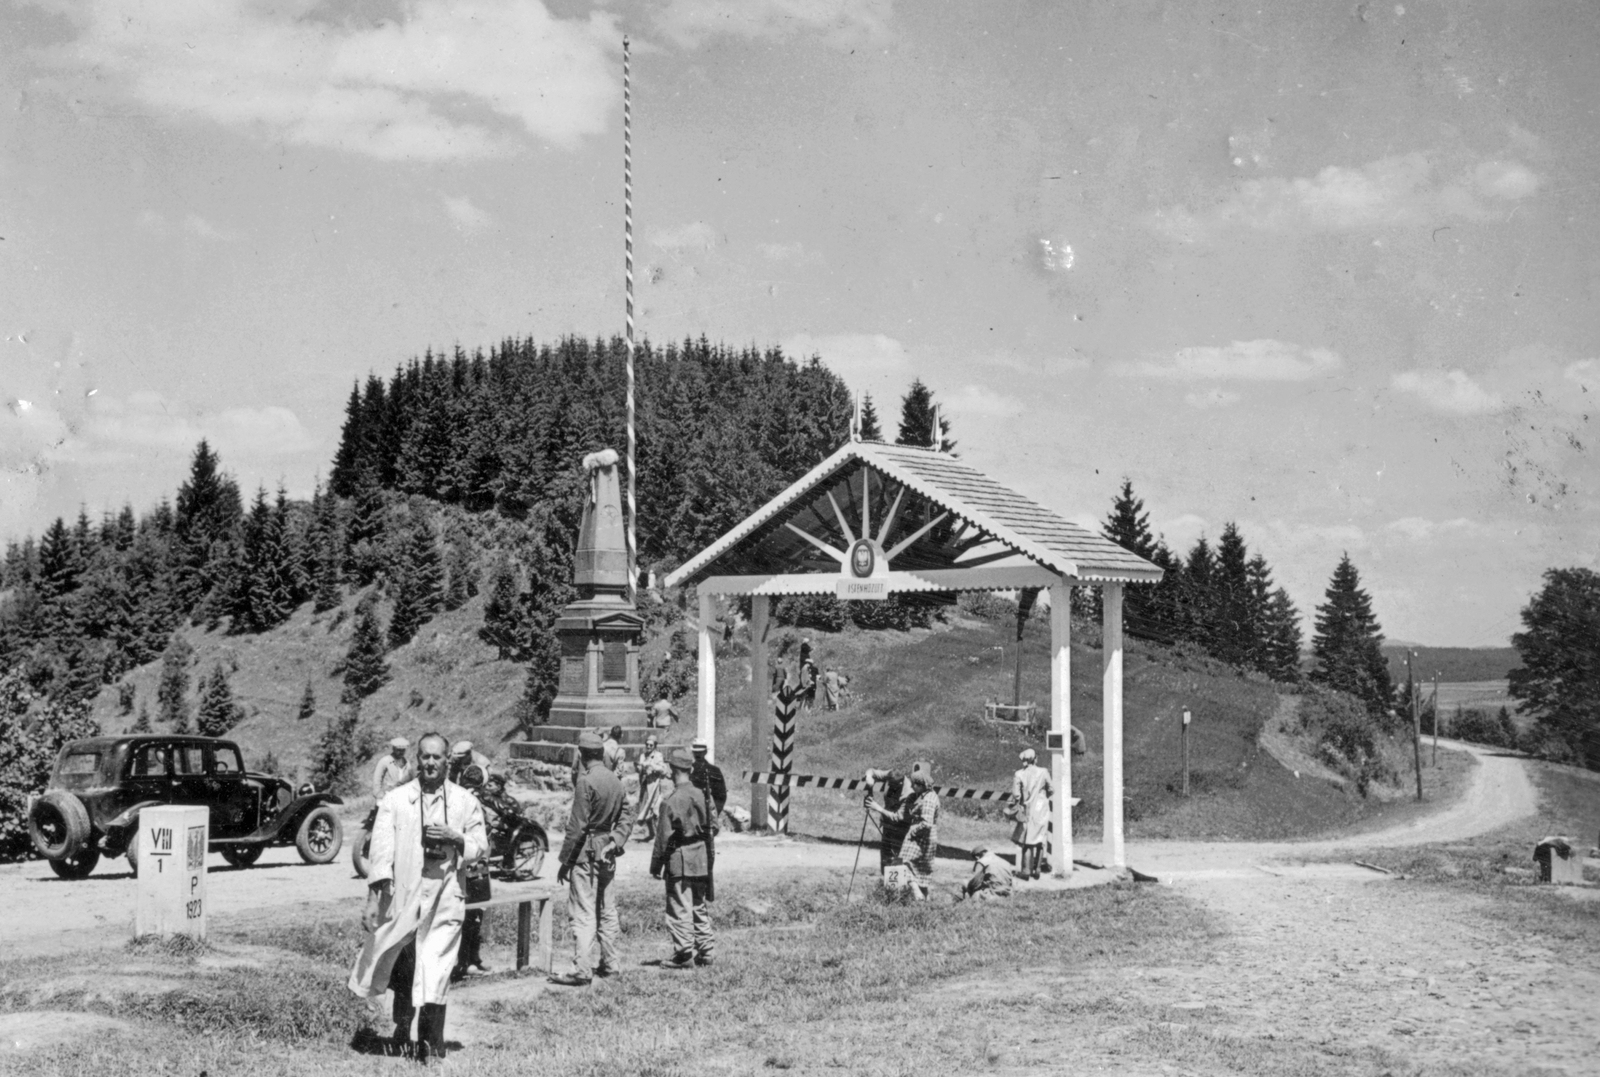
[650,748,715,967]
[552,730,634,985]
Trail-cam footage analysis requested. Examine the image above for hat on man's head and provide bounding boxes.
[667,747,695,770]
[1019,748,1036,763]
[971,843,989,858]
[691,739,708,754]
[450,740,473,756]
[389,737,410,750]
[910,761,933,787]
[577,730,605,752]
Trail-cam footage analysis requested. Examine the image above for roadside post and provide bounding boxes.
[1407,650,1423,801]
[1181,708,1191,797]
[1431,672,1440,766]
[135,805,208,942]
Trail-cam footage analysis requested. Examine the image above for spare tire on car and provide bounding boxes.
[30,790,91,861]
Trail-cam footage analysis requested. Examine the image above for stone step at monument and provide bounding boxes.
[510,739,648,766]
[514,724,655,746]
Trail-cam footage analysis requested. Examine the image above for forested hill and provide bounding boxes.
[326,334,851,571]
[1382,646,1521,683]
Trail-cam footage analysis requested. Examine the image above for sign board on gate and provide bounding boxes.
[135,805,208,942]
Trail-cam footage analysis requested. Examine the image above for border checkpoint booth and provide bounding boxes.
[664,439,1162,875]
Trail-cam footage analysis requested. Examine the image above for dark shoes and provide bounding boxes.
[594,964,619,979]
[547,972,593,987]
[416,1003,447,1062]
[694,955,714,967]
[665,951,695,969]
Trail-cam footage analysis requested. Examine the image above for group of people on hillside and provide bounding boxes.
[347,727,727,1060]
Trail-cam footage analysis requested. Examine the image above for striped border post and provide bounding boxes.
[622,35,638,597]
[767,685,800,833]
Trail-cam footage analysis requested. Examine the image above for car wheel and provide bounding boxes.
[221,844,264,868]
[295,807,343,864]
[351,827,372,879]
[504,823,548,881]
[29,790,91,861]
[47,849,100,879]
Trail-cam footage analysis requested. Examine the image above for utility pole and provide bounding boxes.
[1181,708,1192,797]
[1407,650,1423,801]
[1431,671,1440,766]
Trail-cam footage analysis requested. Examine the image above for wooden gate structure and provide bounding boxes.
[664,439,1161,875]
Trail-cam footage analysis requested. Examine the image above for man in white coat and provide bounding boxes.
[349,732,487,1061]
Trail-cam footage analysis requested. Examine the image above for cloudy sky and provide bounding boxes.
[3,0,1597,646]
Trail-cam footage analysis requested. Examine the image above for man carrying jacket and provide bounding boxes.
[553,730,634,986]
[650,748,715,968]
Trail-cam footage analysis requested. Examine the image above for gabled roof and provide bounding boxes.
[665,440,1161,588]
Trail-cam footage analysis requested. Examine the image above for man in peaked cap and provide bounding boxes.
[447,740,491,786]
[372,737,412,802]
[687,740,725,900]
[552,729,634,986]
[959,842,1014,902]
[650,747,715,967]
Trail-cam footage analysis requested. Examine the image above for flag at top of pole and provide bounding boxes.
[623,35,638,597]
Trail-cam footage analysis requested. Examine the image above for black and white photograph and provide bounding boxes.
[2,1,1597,1072]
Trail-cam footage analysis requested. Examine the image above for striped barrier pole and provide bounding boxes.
[767,687,800,833]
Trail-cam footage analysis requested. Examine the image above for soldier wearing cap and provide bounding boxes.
[373,737,413,802]
[688,740,727,816]
[650,747,715,967]
[959,843,1014,901]
[866,761,939,897]
[553,729,634,985]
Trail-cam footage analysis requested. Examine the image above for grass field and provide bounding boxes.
[0,871,1447,1077]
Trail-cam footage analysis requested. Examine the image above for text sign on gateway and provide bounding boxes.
[837,578,889,601]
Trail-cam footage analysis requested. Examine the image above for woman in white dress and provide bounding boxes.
[1008,747,1052,881]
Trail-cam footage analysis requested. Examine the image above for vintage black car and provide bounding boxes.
[27,734,345,879]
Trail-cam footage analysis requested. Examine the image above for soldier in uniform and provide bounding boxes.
[650,748,715,967]
[552,730,634,985]
[689,740,727,816]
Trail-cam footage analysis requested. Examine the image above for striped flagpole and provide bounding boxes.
[623,35,639,596]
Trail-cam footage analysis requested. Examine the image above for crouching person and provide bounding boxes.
[650,748,715,967]
[958,843,1014,902]
[349,732,488,1061]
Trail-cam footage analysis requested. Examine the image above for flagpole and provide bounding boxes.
[623,35,638,597]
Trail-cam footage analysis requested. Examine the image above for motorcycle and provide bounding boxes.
[351,766,548,882]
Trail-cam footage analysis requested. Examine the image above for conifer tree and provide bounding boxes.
[344,467,389,586]
[479,555,526,660]
[341,594,389,704]
[1310,554,1393,716]
[297,680,317,722]
[895,378,956,452]
[859,393,884,441]
[309,702,361,791]
[1211,523,1253,666]
[156,634,193,731]
[173,440,243,612]
[1179,537,1218,645]
[388,518,443,648]
[442,523,477,611]
[1261,586,1303,682]
[132,701,151,733]
[196,663,239,736]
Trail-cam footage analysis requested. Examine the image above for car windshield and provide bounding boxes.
[211,746,243,774]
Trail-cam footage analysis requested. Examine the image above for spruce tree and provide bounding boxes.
[480,555,527,660]
[309,702,361,791]
[196,664,239,736]
[173,440,243,613]
[132,701,152,733]
[156,634,193,731]
[894,378,956,452]
[341,594,389,704]
[1310,554,1394,716]
[859,393,884,441]
[1211,523,1253,666]
[1180,537,1218,646]
[1262,587,1303,682]
[344,467,389,586]
[297,680,317,722]
[388,518,443,648]
[442,523,477,611]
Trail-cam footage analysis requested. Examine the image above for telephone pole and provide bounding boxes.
[1407,649,1423,801]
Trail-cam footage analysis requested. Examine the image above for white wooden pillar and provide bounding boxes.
[1102,582,1125,869]
[1048,577,1072,877]
[748,595,770,830]
[697,591,717,762]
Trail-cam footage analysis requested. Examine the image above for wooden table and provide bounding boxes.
[466,883,556,974]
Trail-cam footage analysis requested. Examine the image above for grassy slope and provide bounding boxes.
[90,598,1435,845]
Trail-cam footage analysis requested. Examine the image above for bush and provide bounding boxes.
[1448,705,1519,749]
[1299,687,1396,796]
[958,591,1018,622]
[775,594,847,631]
[0,671,98,860]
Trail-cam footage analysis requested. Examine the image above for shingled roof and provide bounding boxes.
[665,440,1162,588]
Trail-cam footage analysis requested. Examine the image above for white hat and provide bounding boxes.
[691,739,709,753]
[450,740,473,756]
[389,737,410,750]
[1019,748,1036,762]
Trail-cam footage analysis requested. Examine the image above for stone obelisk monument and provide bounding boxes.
[510,449,648,766]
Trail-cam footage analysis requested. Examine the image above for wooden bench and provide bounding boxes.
[466,884,556,974]
[982,700,1038,734]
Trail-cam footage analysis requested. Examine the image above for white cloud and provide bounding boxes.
[782,332,911,397]
[1565,359,1600,395]
[1184,388,1241,409]
[41,1,618,161]
[1115,340,1341,381]
[1149,152,1541,242]
[1392,369,1503,415]
[651,221,719,252]
[4,392,315,467]
[1384,516,1482,542]
[948,384,1023,418]
[654,0,893,48]
[442,194,492,232]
